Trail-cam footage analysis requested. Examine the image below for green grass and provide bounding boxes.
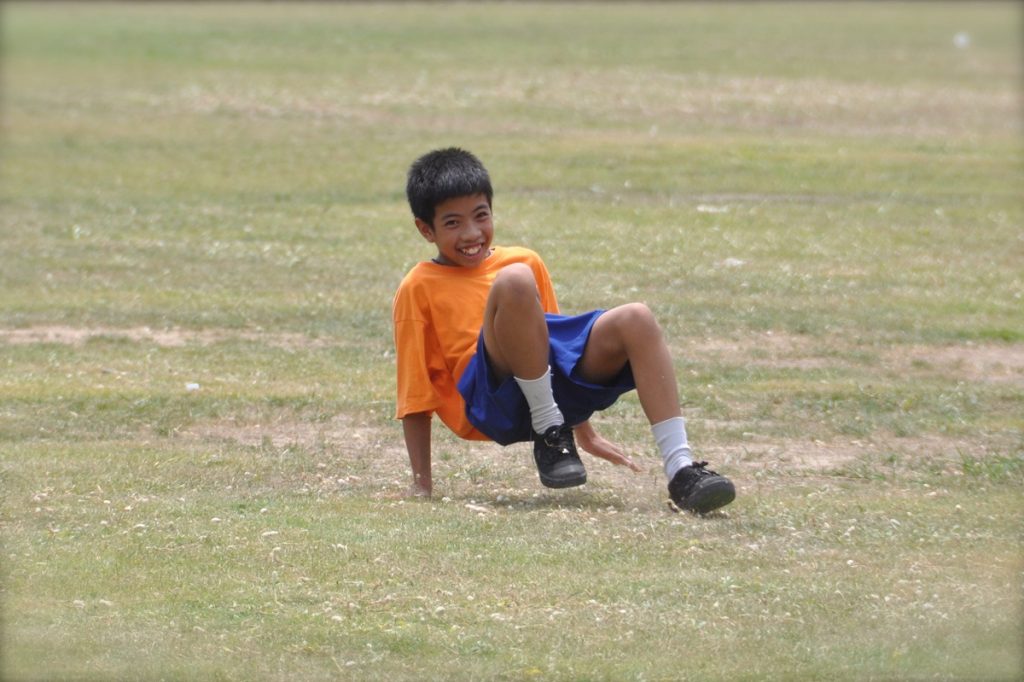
[2,2,1022,680]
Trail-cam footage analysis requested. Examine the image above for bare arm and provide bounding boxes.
[402,411,433,496]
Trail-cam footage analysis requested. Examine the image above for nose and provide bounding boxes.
[463,220,482,241]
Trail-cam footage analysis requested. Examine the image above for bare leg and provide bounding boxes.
[577,305,735,513]
[481,263,550,381]
[575,303,681,425]
[483,264,584,487]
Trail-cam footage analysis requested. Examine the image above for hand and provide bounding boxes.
[573,421,641,473]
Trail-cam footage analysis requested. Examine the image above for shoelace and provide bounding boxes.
[541,426,573,458]
[690,461,712,475]
[691,461,726,477]
[671,461,717,494]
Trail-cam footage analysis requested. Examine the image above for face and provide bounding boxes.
[416,193,494,268]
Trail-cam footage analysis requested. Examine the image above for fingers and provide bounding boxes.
[608,451,641,472]
[585,440,642,473]
[606,453,641,472]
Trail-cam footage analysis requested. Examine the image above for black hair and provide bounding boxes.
[406,147,494,228]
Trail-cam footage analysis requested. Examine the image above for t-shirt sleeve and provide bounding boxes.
[394,320,446,418]
[531,254,560,315]
[393,282,445,419]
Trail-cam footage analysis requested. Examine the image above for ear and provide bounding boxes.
[415,218,436,243]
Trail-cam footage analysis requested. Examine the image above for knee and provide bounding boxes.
[614,303,662,339]
[620,302,657,327]
[492,263,539,298]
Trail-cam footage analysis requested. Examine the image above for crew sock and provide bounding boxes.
[652,416,694,480]
[514,367,564,435]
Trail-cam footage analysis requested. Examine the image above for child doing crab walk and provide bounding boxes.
[393,147,735,514]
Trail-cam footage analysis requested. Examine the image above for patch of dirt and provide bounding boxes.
[174,406,1013,517]
[184,413,367,449]
[703,432,1011,480]
[682,331,832,370]
[182,413,416,495]
[10,326,1019,386]
[894,344,1024,385]
[677,331,1024,385]
[178,410,671,508]
[0,325,343,350]
[700,437,865,473]
[10,325,1015,507]
[154,69,1020,139]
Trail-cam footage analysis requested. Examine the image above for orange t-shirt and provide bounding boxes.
[392,246,560,440]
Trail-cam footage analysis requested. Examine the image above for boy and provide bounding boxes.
[393,148,735,514]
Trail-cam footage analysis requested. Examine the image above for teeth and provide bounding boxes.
[461,245,482,256]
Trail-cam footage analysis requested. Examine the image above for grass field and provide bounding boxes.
[1,2,1022,680]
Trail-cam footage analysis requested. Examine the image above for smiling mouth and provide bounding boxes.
[459,244,484,257]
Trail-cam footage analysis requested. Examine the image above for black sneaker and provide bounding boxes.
[668,461,735,514]
[533,424,587,488]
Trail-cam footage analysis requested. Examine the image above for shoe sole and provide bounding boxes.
[679,479,736,514]
[539,471,587,488]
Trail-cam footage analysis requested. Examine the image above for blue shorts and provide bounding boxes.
[457,310,636,445]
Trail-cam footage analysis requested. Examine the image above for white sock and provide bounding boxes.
[514,367,564,434]
[652,416,693,480]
